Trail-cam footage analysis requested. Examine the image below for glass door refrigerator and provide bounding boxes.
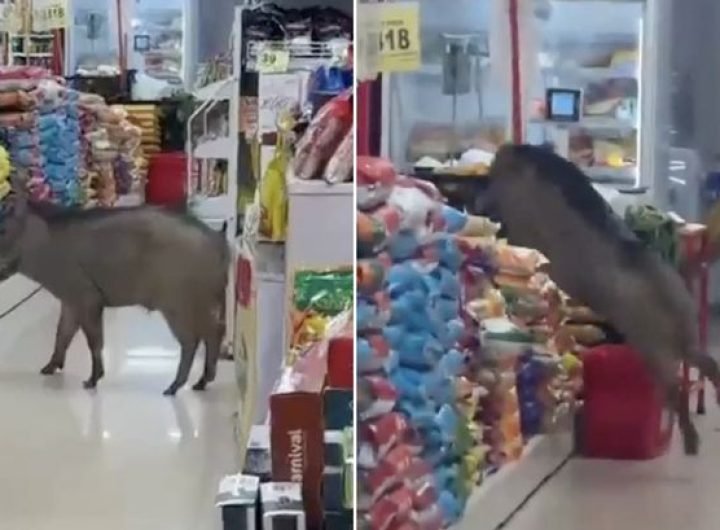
[525,0,672,198]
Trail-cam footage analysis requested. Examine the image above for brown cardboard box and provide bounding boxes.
[270,339,326,530]
[269,315,351,530]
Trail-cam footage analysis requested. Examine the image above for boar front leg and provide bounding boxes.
[80,306,105,390]
[41,304,80,375]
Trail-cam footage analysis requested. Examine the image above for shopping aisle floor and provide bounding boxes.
[0,288,238,530]
[505,396,720,529]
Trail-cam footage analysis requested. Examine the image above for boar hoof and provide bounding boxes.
[192,379,208,392]
[40,362,62,375]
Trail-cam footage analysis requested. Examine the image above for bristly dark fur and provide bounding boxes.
[28,201,221,241]
[492,144,644,256]
[6,200,230,395]
[486,143,720,455]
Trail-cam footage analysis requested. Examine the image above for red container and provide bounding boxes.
[327,335,354,389]
[581,344,673,460]
[145,152,187,207]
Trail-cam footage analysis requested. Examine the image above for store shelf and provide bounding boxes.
[452,431,574,530]
[581,165,637,183]
[530,116,636,131]
[191,194,232,220]
[543,65,637,80]
[246,40,350,72]
[194,137,233,159]
[286,172,353,196]
[193,78,234,101]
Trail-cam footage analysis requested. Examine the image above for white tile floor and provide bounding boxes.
[0,289,239,530]
[505,396,720,529]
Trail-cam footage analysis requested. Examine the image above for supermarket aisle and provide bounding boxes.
[0,288,238,530]
[505,402,720,529]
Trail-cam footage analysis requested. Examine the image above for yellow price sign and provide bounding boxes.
[378,1,421,73]
[32,0,67,31]
[256,48,291,74]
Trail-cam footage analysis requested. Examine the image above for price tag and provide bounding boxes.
[32,0,67,31]
[0,5,13,33]
[377,1,421,73]
[256,48,290,74]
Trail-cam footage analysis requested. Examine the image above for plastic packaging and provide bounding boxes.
[293,90,352,180]
[324,128,353,183]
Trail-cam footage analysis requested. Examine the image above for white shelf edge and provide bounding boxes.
[194,137,232,159]
[451,431,574,530]
[286,171,353,196]
[194,78,233,101]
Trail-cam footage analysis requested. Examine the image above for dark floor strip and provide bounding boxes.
[0,287,42,320]
[496,455,574,529]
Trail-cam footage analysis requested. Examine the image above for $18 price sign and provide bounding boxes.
[377,1,421,73]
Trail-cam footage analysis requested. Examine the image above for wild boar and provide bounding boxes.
[0,183,229,396]
[486,144,719,455]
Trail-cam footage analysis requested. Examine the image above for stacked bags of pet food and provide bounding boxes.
[0,69,48,203]
[0,143,12,221]
[78,93,144,206]
[464,239,581,444]
[357,156,495,529]
[33,81,83,206]
[292,89,353,184]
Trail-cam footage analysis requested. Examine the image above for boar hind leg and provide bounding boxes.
[653,358,699,455]
[41,305,79,375]
[164,311,200,396]
[80,307,105,390]
[193,317,224,392]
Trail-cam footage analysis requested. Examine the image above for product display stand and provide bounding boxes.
[224,0,353,467]
[284,172,354,354]
[186,8,241,355]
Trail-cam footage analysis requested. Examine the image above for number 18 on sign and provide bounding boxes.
[378,1,421,73]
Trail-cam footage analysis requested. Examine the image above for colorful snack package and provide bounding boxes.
[324,128,353,183]
[293,90,352,180]
[358,375,397,421]
[358,333,395,374]
[365,445,416,497]
[362,412,410,462]
[358,211,389,257]
[367,485,414,530]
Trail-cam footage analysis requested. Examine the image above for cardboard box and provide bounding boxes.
[215,474,260,530]
[270,341,327,529]
[270,315,351,530]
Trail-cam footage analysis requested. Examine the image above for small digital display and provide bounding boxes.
[546,88,582,122]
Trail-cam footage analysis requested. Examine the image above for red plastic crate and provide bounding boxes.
[145,152,187,207]
[581,344,673,460]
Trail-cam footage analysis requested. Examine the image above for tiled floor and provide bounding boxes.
[0,289,239,530]
[505,382,720,529]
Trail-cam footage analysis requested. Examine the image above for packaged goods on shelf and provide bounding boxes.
[0,67,145,209]
[292,89,353,182]
[357,157,583,530]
